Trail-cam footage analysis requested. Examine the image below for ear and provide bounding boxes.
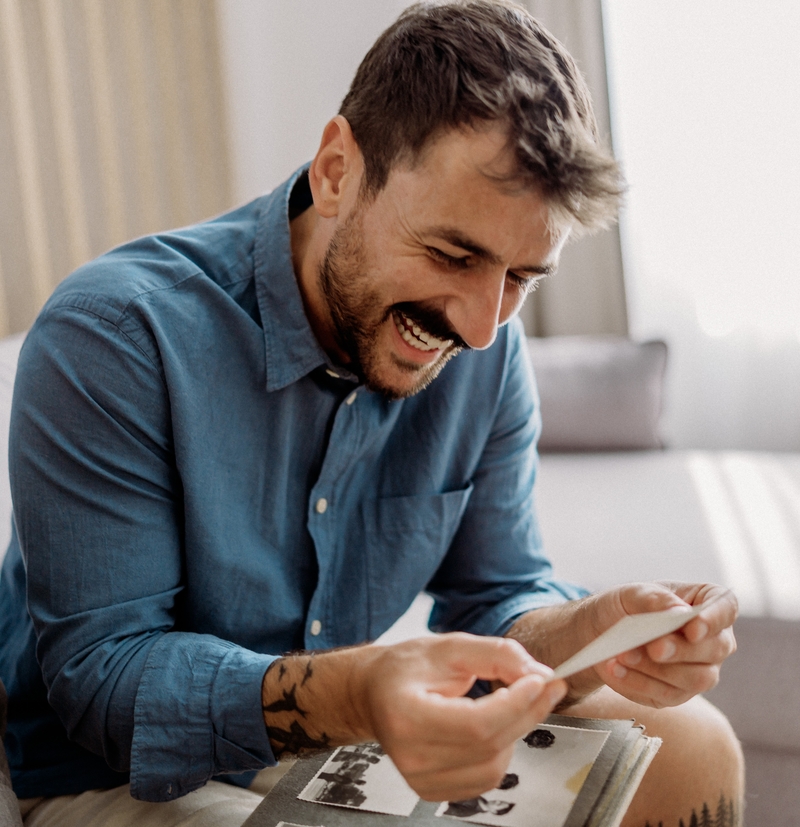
[308,116,363,219]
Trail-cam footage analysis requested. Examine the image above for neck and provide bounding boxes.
[289,206,343,362]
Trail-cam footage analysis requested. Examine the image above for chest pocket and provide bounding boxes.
[361,483,473,640]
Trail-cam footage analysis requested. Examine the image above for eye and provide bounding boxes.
[428,247,470,270]
[507,272,547,293]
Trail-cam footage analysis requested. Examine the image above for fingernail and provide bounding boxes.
[612,662,627,679]
[522,659,554,680]
[623,650,641,666]
[657,640,676,661]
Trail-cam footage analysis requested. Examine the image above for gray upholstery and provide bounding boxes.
[528,335,667,452]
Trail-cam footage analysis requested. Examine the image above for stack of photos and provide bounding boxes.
[244,715,661,827]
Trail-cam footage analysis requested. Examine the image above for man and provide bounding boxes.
[0,2,742,826]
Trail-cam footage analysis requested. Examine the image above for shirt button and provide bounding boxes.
[310,619,322,636]
[315,497,328,514]
[345,391,357,406]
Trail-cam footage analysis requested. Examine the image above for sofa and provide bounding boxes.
[1,332,799,826]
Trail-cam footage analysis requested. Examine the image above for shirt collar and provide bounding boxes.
[253,165,345,392]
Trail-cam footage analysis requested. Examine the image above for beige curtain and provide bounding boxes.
[520,0,628,337]
[0,0,233,337]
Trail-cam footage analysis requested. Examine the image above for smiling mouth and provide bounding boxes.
[393,310,453,353]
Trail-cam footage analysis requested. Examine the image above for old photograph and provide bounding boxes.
[298,743,420,817]
[435,725,611,827]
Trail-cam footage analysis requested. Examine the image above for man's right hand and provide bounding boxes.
[261,633,567,802]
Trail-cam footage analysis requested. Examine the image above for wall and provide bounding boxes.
[604,1,800,450]
[216,0,410,204]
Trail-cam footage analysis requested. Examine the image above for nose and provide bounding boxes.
[447,270,509,350]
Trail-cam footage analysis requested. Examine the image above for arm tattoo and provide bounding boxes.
[267,721,331,756]
[263,654,331,758]
[262,683,307,717]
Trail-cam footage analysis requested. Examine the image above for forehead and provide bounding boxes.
[370,125,568,259]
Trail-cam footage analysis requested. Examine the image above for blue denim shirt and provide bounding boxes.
[0,168,585,802]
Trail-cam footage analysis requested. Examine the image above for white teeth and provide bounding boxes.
[394,312,452,352]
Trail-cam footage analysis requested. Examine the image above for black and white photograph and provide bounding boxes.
[298,743,420,817]
[435,725,611,827]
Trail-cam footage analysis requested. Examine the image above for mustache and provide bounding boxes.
[391,302,469,351]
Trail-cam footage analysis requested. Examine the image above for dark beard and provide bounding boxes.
[318,211,465,400]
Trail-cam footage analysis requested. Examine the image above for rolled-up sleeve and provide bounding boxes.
[10,301,277,801]
[427,321,588,637]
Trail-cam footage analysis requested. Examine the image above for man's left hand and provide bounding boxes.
[507,581,738,710]
[592,582,737,708]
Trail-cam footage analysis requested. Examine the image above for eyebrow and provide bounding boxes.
[427,227,555,277]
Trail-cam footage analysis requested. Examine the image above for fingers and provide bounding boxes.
[589,582,739,710]
[405,743,516,802]
[471,673,568,742]
[390,675,566,801]
[597,622,737,707]
[614,582,690,617]
[656,582,738,637]
[428,632,549,687]
[365,635,568,802]
[385,672,565,759]
[644,624,737,665]
[683,590,738,642]
[597,656,722,707]
[406,742,516,802]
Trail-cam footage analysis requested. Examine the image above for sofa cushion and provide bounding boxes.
[527,336,667,452]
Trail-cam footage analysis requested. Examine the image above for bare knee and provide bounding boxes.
[562,688,744,827]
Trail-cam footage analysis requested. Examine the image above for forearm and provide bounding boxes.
[260,633,567,803]
[505,594,606,706]
[261,645,376,759]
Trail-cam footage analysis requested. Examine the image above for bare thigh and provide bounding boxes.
[562,686,744,827]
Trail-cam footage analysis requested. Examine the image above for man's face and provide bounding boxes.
[317,126,568,399]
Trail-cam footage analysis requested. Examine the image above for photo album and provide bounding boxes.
[242,714,661,827]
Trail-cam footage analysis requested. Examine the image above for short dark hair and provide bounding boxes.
[339,0,624,232]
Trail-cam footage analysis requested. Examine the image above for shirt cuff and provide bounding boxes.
[130,633,278,801]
